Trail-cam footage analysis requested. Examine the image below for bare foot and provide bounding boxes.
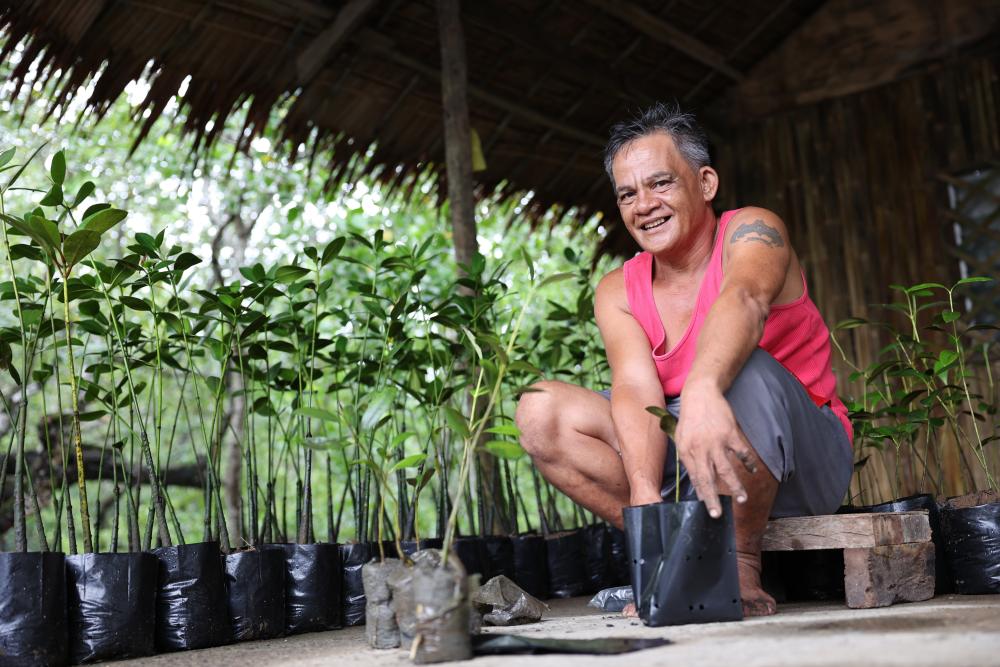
[737,551,776,617]
[621,602,638,618]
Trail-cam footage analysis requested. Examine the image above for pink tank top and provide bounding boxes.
[622,209,853,444]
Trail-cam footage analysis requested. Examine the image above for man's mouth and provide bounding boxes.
[640,216,671,231]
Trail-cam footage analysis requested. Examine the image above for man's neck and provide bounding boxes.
[650,209,718,287]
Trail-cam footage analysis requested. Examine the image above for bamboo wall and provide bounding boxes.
[716,50,1000,502]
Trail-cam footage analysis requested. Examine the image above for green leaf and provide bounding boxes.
[173,251,201,272]
[72,181,95,207]
[31,215,61,250]
[39,184,63,206]
[78,410,106,422]
[62,229,102,267]
[49,151,66,185]
[321,237,346,266]
[361,388,395,431]
[0,147,14,168]
[443,405,470,439]
[833,317,868,330]
[486,423,521,437]
[933,349,959,376]
[119,295,150,311]
[389,453,427,472]
[538,271,574,288]
[134,232,159,255]
[941,310,961,324]
[484,440,525,460]
[296,405,339,422]
[954,276,993,288]
[520,247,535,281]
[906,282,945,293]
[275,265,310,284]
[301,435,348,450]
[81,207,127,233]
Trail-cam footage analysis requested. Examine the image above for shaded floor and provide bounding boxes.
[113,594,1000,666]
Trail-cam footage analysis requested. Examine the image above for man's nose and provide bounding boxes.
[634,188,659,214]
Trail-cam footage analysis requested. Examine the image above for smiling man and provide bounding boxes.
[516,103,854,616]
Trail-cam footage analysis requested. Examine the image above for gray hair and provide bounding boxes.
[603,102,711,189]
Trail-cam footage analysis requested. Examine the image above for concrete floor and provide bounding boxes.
[113,594,1000,667]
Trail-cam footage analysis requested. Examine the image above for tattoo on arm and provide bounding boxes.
[730,219,785,248]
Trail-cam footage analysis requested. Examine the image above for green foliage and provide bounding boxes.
[831,279,999,500]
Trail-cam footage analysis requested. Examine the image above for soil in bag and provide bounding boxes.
[941,497,1000,594]
[66,552,157,663]
[607,526,630,587]
[545,530,588,598]
[340,542,375,627]
[625,499,742,626]
[0,551,67,666]
[277,542,343,634]
[482,536,515,582]
[225,548,286,641]
[452,536,486,579]
[582,524,612,593]
[858,493,952,594]
[512,533,549,600]
[152,541,233,652]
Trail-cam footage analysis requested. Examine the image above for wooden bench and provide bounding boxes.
[761,511,935,609]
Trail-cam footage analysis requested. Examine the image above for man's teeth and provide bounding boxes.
[641,217,668,231]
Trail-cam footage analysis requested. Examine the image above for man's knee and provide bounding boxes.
[515,380,563,459]
[727,349,793,408]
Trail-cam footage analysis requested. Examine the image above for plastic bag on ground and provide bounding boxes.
[473,575,549,626]
[588,585,633,612]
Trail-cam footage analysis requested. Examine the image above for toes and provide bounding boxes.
[741,596,777,617]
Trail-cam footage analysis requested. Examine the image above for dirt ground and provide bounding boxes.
[112,594,1000,667]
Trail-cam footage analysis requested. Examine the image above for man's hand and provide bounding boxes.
[675,379,757,518]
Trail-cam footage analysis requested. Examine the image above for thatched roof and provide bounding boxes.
[0,0,824,248]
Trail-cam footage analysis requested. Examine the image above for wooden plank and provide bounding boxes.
[296,0,380,85]
[581,0,743,81]
[761,511,931,551]
[843,542,935,609]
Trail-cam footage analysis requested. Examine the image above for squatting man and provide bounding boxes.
[516,103,853,616]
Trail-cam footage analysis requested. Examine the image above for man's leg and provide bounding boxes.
[515,380,630,527]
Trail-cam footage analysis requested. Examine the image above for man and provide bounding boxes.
[515,103,853,616]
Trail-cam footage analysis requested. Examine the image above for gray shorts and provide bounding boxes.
[600,349,853,518]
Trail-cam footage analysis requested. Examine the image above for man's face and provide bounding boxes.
[611,132,717,255]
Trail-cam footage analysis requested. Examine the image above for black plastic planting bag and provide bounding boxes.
[582,524,612,593]
[858,493,952,594]
[66,552,157,663]
[452,537,485,578]
[0,551,67,666]
[482,536,515,582]
[340,542,375,627]
[624,499,742,626]
[607,526,630,586]
[545,530,588,598]
[152,541,232,652]
[511,534,549,600]
[225,549,286,641]
[941,501,1000,594]
[277,543,343,634]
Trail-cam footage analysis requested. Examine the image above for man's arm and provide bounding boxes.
[678,207,799,517]
[594,268,669,506]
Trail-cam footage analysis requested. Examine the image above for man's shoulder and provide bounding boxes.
[594,266,630,314]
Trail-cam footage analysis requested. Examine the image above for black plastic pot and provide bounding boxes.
[607,526,630,587]
[624,499,742,626]
[380,538,444,561]
[481,536,515,582]
[511,533,549,600]
[545,530,588,598]
[863,494,952,594]
[340,542,375,627]
[582,524,612,593]
[940,500,1000,594]
[452,536,485,579]
[0,551,67,666]
[152,541,232,652]
[225,549,286,641]
[275,543,343,634]
[66,552,157,663]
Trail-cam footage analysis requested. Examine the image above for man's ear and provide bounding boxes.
[699,166,719,202]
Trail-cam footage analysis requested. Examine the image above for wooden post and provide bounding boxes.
[436,0,477,269]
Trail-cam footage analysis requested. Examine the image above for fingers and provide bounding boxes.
[683,453,723,519]
[713,452,747,506]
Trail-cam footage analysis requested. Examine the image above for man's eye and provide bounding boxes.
[619,192,635,202]
[654,180,669,188]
